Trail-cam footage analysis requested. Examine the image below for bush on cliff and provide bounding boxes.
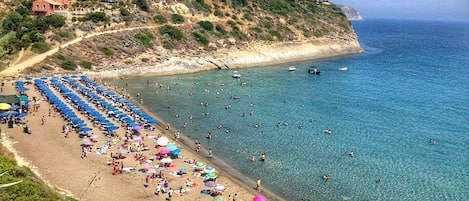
[159,25,185,41]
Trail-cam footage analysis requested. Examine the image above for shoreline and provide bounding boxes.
[84,38,363,79]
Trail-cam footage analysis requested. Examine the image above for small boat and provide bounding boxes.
[288,66,297,71]
[338,67,348,71]
[308,67,320,74]
[232,71,241,78]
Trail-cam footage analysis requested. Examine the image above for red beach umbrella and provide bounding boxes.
[253,195,267,201]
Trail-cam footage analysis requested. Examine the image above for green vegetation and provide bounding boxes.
[101,47,114,56]
[192,31,209,46]
[192,0,211,12]
[153,15,167,24]
[80,60,92,69]
[120,7,134,22]
[56,55,77,70]
[134,29,154,47]
[215,24,227,35]
[198,21,213,31]
[134,0,149,12]
[0,156,75,200]
[83,12,110,23]
[170,14,184,24]
[31,42,50,54]
[159,25,185,41]
[0,0,67,60]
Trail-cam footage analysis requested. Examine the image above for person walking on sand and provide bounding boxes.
[155,183,161,196]
[208,148,213,158]
[41,115,45,125]
[256,178,262,192]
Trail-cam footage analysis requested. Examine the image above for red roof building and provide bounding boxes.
[32,0,70,16]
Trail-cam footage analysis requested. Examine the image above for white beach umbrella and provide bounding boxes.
[157,136,169,146]
[161,157,172,163]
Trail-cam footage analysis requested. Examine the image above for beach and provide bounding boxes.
[0,78,274,201]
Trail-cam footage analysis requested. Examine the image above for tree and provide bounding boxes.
[2,11,22,32]
[45,14,66,28]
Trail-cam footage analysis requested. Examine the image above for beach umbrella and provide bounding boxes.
[15,113,27,119]
[253,195,267,201]
[133,125,142,131]
[0,103,11,110]
[79,127,92,132]
[205,172,218,179]
[159,147,171,154]
[196,162,206,169]
[204,181,217,187]
[156,136,169,146]
[204,166,216,174]
[214,185,226,192]
[212,196,225,201]
[10,105,20,110]
[118,148,128,154]
[178,168,187,173]
[171,149,182,155]
[90,135,99,139]
[160,157,172,163]
[166,144,178,151]
[0,111,18,117]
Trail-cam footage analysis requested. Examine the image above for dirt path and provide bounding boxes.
[0,25,158,77]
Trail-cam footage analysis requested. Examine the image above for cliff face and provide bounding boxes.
[338,5,363,21]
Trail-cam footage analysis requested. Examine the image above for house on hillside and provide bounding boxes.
[32,0,70,16]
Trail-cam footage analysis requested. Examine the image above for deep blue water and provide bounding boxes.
[111,20,469,201]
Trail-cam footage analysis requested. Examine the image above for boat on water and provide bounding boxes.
[338,67,348,71]
[232,71,241,78]
[308,67,320,75]
[288,66,297,71]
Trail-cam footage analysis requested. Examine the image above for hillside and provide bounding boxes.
[0,0,362,76]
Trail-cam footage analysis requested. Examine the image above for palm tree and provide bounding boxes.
[0,171,23,188]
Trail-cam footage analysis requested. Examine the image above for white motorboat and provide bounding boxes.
[232,71,241,78]
[288,66,297,71]
[338,67,348,71]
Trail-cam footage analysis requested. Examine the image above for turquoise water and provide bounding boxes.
[111,20,469,201]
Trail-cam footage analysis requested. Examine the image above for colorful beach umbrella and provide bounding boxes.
[0,103,11,110]
[158,147,171,154]
[212,196,226,201]
[253,195,267,201]
[204,181,217,187]
[204,166,216,173]
[196,162,206,169]
[214,185,225,192]
[166,144,178,151]
[205,172,218,179]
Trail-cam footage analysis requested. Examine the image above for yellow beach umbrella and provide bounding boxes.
[0,103,11,110]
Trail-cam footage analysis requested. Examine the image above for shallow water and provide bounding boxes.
[111,19,469,201]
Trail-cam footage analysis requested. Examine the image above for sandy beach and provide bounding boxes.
[0,78,276,201]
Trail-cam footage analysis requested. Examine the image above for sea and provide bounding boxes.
[110,19,469,201]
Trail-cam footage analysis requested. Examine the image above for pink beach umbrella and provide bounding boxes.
[253,195,267,201]
[159,147,171,154]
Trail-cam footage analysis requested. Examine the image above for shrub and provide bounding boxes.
[192,0,211,12]
[243,12,253,21]
[214,9,224,17]
[85,12,109,23]
[192,31,209,46]
[101,47,114,56]
[31,42,50,53]
[80,61,92,69]
[159,25,185,41]
[215,24,227,35]
[170,14,184,24]
[161,39,176,49]
[135,29,154,47]
[61,59,77,70]
[56,54,66,61]
[153,15,167,24]
[45,14,66,28]
[198,21,213,31]
[141,57,149,62]
[134,0,149,12]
